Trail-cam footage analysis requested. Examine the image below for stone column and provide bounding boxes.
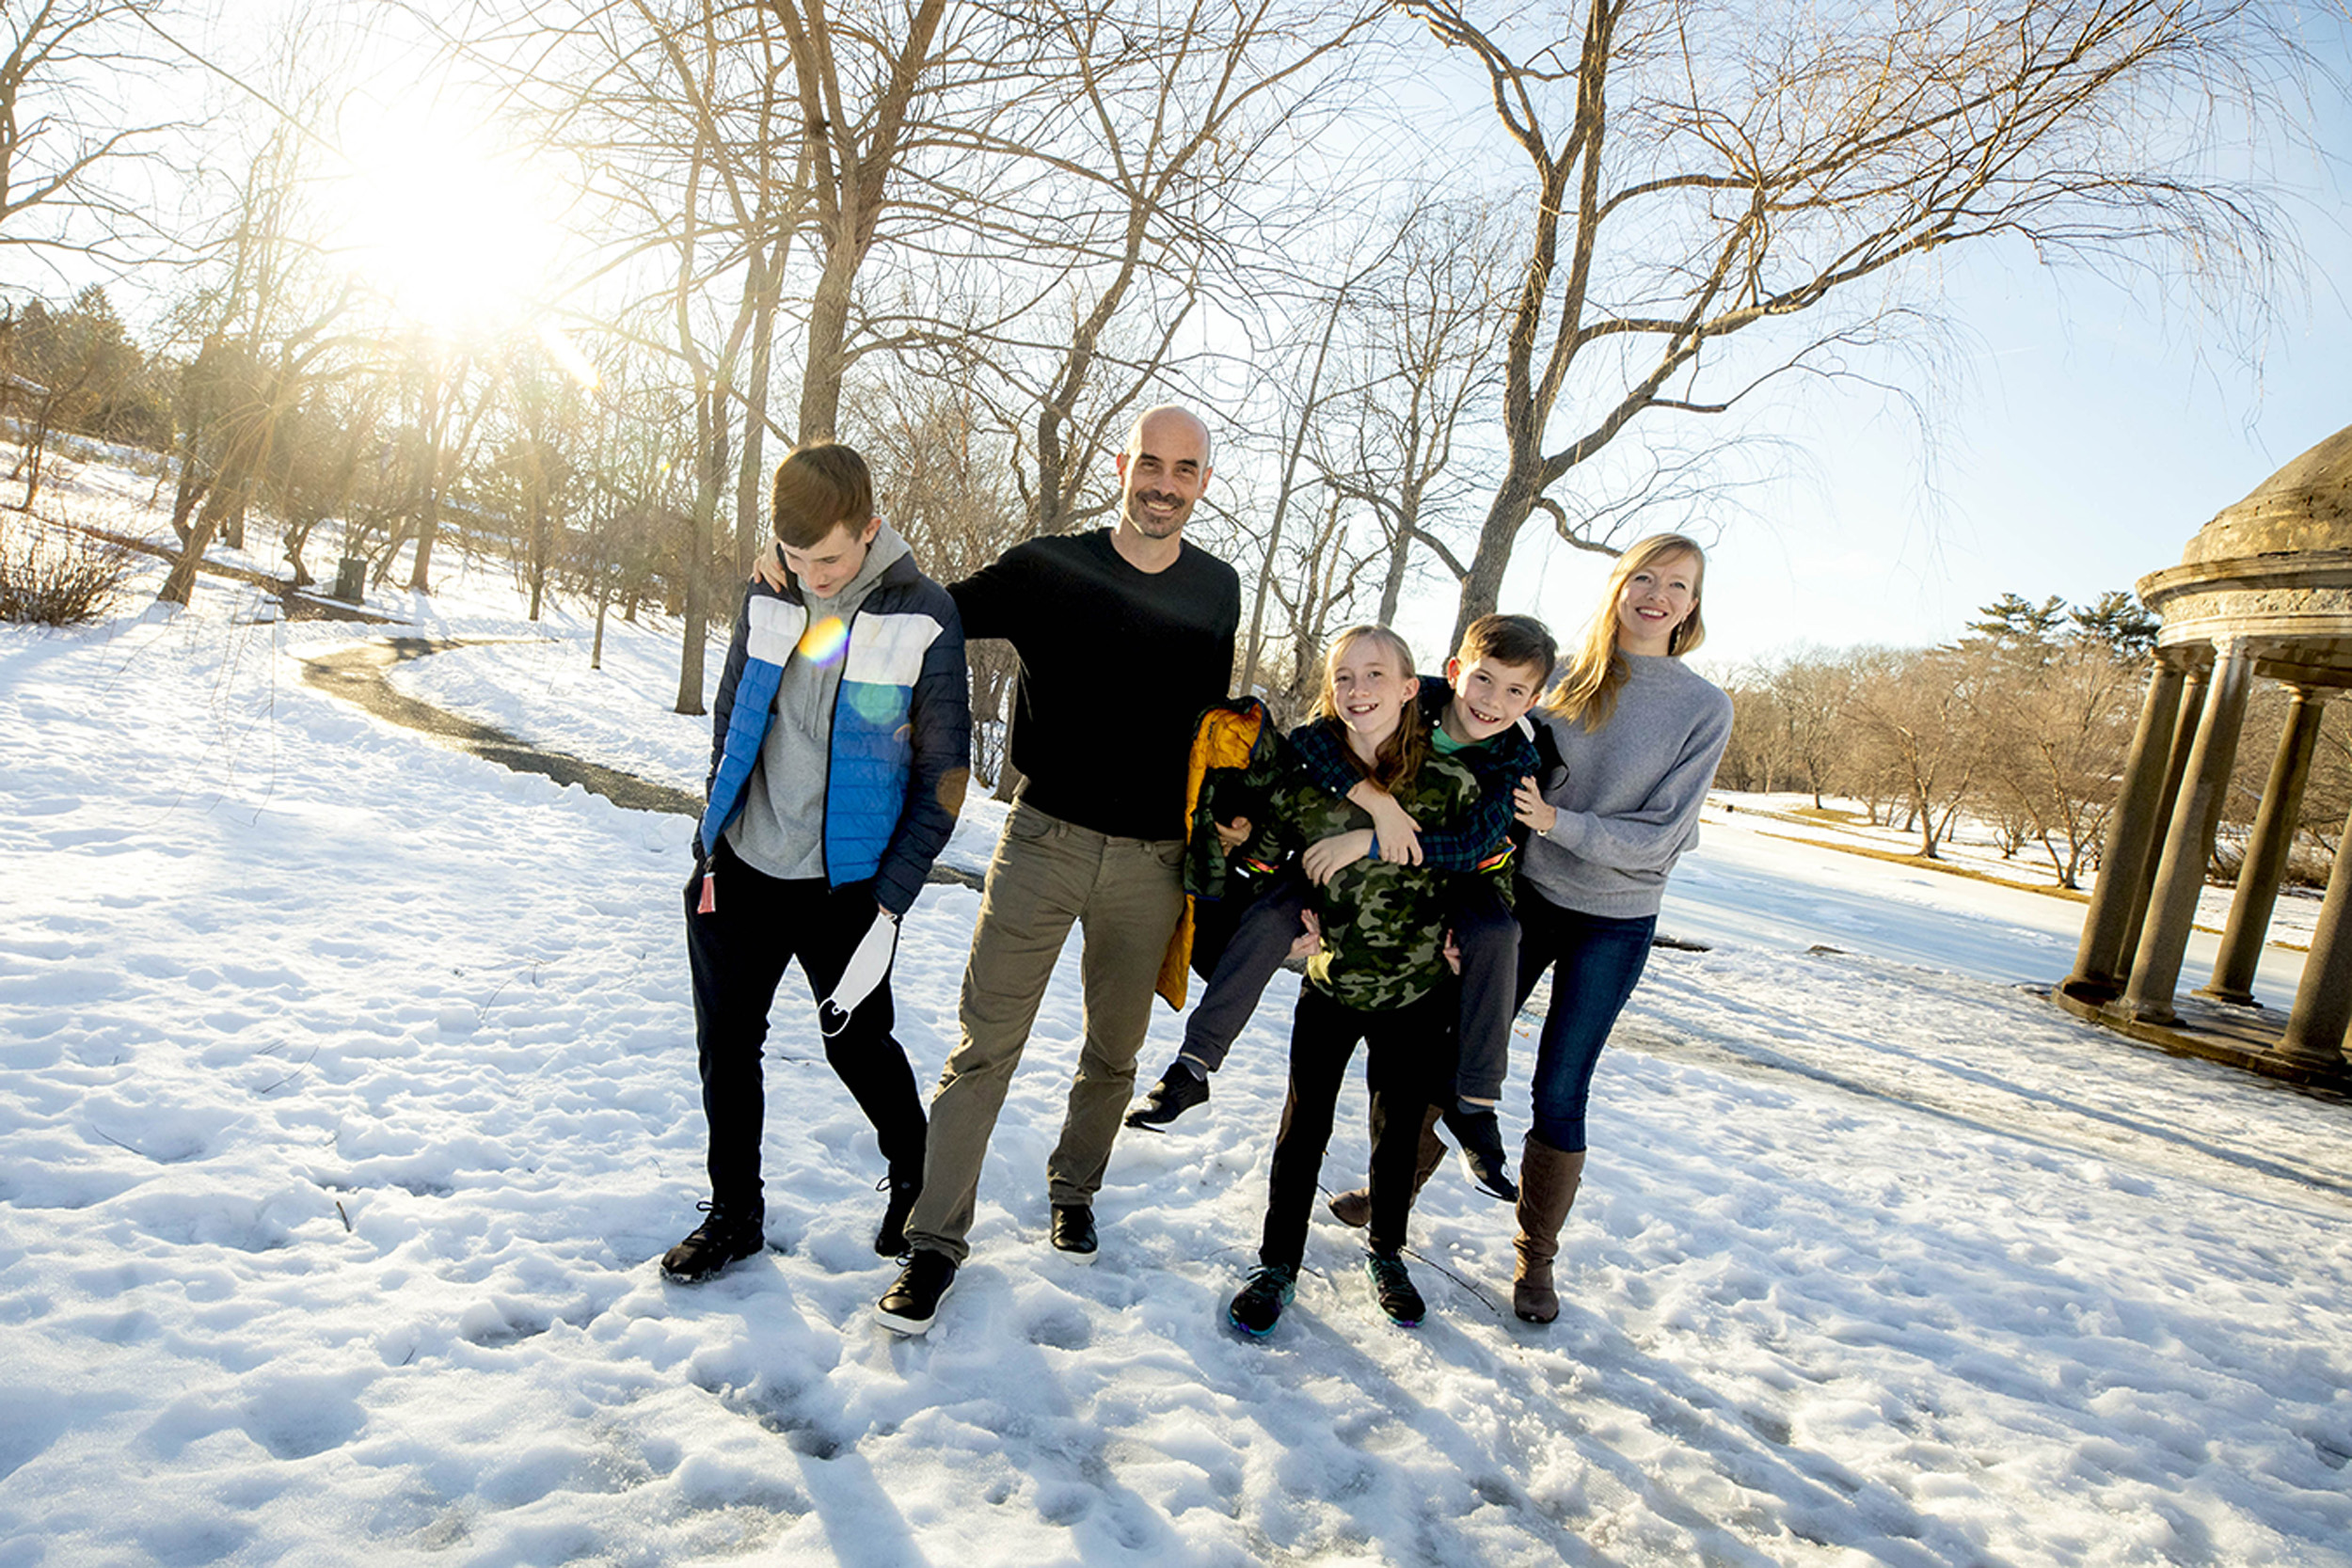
[2198,685,2329,1006]
[2278,798,2352,1067]
[2118,659,2212,970]
[2061,655,2191,1002]
[2123,640,2257,1024]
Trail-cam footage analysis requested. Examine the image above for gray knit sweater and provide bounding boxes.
[1519,652,1733,919]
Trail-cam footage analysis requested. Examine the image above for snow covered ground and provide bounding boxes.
[2,499,2348,1566]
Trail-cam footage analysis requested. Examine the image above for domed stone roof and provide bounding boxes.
[2180,422,2352,563]
[2137,420,2352,669]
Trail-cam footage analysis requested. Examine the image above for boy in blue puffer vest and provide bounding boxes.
[663,440,971,1283]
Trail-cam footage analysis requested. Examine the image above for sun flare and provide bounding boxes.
[332,101,567,341]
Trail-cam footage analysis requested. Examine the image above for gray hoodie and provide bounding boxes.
[723,525,913,879]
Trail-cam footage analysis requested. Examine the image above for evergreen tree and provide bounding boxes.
[2071,590,2159,659]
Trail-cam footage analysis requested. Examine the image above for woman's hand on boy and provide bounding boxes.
[751,545,788,592]
[1513,776,1559,836]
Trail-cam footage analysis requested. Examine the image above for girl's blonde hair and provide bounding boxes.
[1547,534,1708,731]
[1312,624,1426,792]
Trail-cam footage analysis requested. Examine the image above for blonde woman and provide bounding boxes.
[1505,534,1732,1323]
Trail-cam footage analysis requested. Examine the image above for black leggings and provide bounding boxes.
[1257,985,1454,1266]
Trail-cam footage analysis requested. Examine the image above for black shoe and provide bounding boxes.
[875,1249,958,1336]
[1226,1263,1297,1337]
[660,1203,765,1283]
[1049,1203,1098,1263]
[1123,1066,1209,1131]
[1365,1251,1424,1327]
[1443,1105,1518,1201]
[874,1175,921,1258]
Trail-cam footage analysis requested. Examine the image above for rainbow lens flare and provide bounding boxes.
[799,615,850,665]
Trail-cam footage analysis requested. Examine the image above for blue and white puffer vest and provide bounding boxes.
[698,556,970,916]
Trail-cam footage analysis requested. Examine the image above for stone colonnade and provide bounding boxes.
[2060,641,2350,1068]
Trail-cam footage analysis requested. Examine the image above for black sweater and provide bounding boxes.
[951,530,1239,840]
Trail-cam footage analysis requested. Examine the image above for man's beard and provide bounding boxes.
[1126,493,1188,537]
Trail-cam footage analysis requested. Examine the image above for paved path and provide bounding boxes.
[299,639,707,816]
[298,637,985,890]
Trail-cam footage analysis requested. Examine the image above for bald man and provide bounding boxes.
[877,406,1240,1334]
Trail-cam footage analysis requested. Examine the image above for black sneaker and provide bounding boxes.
[1049,1203,1098,1263]
[1123,1066,1209,1131]
[1365,1251,1424,1327]
[1443,1105,1518,1201]
[1226,1263,1297,1337]
[875,1249,958,1336]
[874,1175,921,1258]
[660,1203,766,1283]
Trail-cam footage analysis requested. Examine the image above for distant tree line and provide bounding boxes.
[1719,593,2351,889]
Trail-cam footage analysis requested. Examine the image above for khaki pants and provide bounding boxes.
[904,800,1184,1263]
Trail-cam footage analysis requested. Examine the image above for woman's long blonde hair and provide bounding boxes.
[1547,534,1708,731]
[1312,624,1426,791]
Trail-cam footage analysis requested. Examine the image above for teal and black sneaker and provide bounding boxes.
[1365,1251,1424,1327]
[1226,1262,1297,1338]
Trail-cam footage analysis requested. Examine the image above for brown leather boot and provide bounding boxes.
[1511,1133,1585,1323]
[1326,1105,1448,1227]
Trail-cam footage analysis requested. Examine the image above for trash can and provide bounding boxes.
[333,556,366,604]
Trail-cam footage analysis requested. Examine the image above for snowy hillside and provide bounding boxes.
[1,502,2347,1566]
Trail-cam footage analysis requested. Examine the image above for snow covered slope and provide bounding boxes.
[1,540,2346,1566]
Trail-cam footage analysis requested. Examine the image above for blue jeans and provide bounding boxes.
[1511,881,1654,1153]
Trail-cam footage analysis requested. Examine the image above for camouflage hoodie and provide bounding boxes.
[1238,721,1483,1011]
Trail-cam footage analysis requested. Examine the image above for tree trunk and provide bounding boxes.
[528,492,548,622]
[734,241,779,573]
[1452,466,1537,651]
[1375,516,1413,627]
[675,388,726,717]
[797,248,854,442]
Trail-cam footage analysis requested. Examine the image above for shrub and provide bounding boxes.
[0,512,136,625]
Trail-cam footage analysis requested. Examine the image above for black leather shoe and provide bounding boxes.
[1442,1104,1518,1201]
[874,1249,958,1336]
[1123,1066,1209,1131]
[660,1203,766,1282]
[1049,1202,1098,1262]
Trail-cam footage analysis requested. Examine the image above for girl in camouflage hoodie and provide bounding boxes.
[1225,626,1491,1337]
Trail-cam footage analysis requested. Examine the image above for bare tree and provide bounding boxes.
[1962,594,2150,885]
[486,341,593,620]
[1849,643,1981,858]
[1311,197,1509,626]
[765,0,949,442]
[156,103,363,608]
[0,0,177,263]
[1397,0,2321,647]
[950,0,1380,539]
